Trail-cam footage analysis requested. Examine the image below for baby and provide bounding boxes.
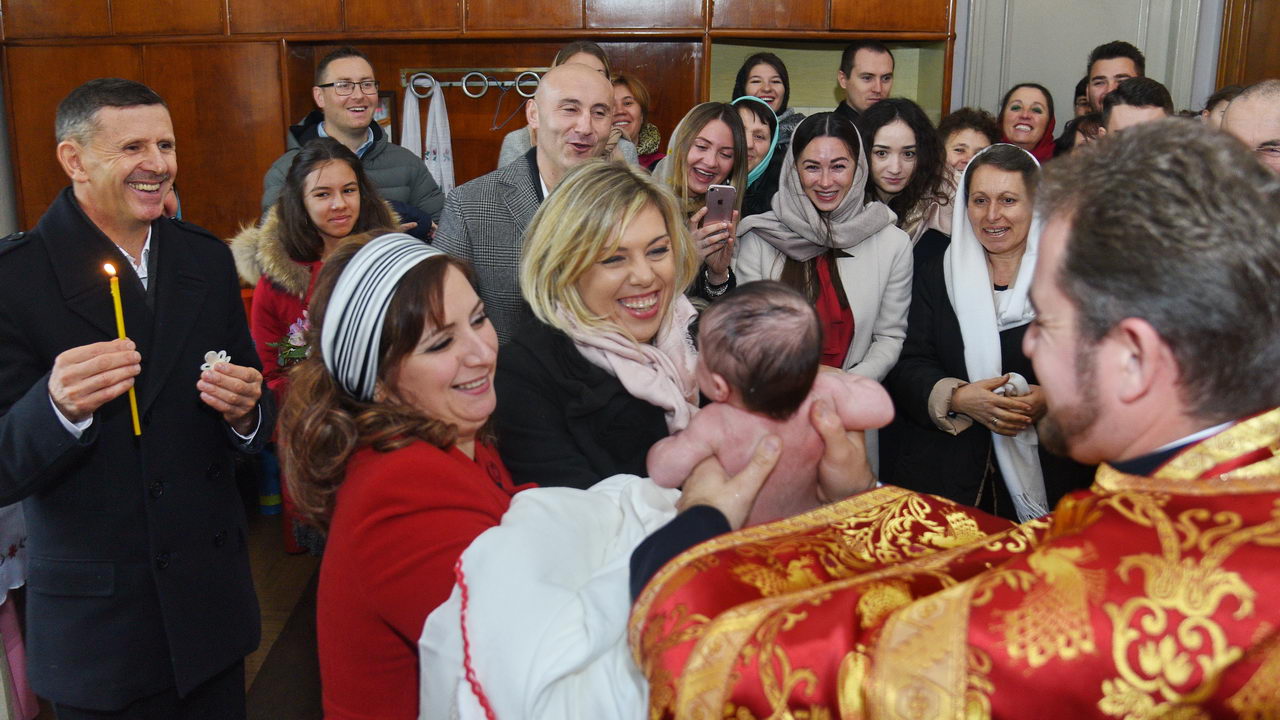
[647,281,893,527]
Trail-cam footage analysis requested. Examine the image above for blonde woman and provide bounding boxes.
[653,102,749,298]
[494,160,701,488]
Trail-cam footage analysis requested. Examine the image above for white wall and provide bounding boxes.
[958,0,1223,132]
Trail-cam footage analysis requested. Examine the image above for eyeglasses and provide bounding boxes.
[317,80,379,96]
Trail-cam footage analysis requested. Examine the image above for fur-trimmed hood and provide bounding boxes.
[229,202,400,297]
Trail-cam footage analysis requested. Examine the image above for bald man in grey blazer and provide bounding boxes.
[434,63,614,343]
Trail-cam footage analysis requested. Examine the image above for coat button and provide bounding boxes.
[213,530,227,547]
[149,481,165,498]
[155,552,170,570]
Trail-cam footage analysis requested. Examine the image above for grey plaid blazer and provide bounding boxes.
[434,151,542,344]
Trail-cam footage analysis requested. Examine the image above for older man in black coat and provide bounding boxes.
[0,78,270,719]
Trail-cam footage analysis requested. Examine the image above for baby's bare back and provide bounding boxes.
[706,373,870,526]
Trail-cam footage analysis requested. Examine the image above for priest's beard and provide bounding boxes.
[1037,342,1100,459]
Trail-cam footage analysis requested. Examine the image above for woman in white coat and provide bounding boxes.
[735,112,912,381]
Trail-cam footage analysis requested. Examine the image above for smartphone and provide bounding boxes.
[702,184,737,227]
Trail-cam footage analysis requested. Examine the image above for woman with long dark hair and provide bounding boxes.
[736,112,911,381]
[232,137,395,552]
[856,98,953,247]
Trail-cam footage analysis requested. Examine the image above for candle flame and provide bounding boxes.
[103,263,117,276]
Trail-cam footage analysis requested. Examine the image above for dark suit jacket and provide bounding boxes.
[0,188,270,710]
[884,252,1091,519]
[494,320,668,490]
[433,149,542,344]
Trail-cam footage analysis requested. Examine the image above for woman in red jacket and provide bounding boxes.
[232,137,395,551]
[280,234,527,720]
[232,137,395,399]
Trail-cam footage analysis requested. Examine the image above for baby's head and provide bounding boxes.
[697,281,820,420]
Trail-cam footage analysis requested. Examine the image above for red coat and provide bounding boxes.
[249,267,317,400]
[317,440,526,719]
[229,208,320,402]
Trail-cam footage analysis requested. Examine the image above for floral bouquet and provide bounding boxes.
[267,311,310,367]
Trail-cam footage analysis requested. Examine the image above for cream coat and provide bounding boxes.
[733,224,912,381]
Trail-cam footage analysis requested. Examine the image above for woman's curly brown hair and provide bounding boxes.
[278,234,478,529]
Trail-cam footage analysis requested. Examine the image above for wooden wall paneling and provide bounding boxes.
[1217,0,1280,88]
[830,0,950,32]
[3,0,111,38]
[1217,0,1249,87]
[6,45,143,229]
[142,43,285,238]
[603,41,703,141]
[343,0,461,31]
[465,0,582,31]
[112,0,226,36]
[588,0,703,29]
[228,0,342,34]
[710,0,826,30]
[295,40,701,186]
[283,44,319,125]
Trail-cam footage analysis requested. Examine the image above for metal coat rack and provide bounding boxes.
[399,67,547,99]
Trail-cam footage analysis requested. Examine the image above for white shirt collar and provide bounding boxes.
[1153,420,1237,454]
[115,226,152,289]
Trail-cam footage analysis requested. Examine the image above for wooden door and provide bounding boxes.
[142,43,286,238]
[1218,0,1280,87]
[5,45,143,228]
[711,0,826,30]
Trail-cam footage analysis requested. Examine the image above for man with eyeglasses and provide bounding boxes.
[261,46,443,230]
[1222,79,1280,175]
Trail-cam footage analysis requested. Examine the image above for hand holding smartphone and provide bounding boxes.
[702,185,737,228]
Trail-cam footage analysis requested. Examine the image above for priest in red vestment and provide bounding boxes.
[630,119,1280,719]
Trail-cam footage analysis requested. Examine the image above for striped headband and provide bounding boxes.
[320,233,446,401]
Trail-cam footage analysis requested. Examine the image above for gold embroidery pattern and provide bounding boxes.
[831,492,993,567]
[964,646,995,720]
[1098,491,1280,717]
[732,556,823,597]
[866,582,977,720]
[755,607,829,719]
[1156,408,1280,483]
[726,492,1007,596]
[630,487,919,641]
[856,580,914,630]
[993,544,1105,668]
[1226,630,1280,718]
[837,645,873,719]
[1096,408,1280,494]
[635,604,711,720]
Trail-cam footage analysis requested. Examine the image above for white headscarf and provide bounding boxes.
[943,144,1048,521]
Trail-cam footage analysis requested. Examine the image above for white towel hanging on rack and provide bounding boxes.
[424,75,455,194]
[400,73,426,158]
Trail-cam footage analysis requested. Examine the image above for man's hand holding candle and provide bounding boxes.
[48,339,142,423]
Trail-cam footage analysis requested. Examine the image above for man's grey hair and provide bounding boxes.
[55,78,166,144]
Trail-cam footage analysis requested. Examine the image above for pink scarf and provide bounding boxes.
[558,296,700,432]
